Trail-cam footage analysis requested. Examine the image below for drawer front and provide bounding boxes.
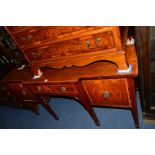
[82,79,130,106]
[7,26,36,34]
[9,26,97,47]
[8,83,36,100]
[0,84,18,103]
[29,84,78,94]
[25,31,115,61]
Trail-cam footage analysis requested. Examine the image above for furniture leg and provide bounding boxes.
[41,102,59,121]
[77,81,100,126]
[128,78,139,128]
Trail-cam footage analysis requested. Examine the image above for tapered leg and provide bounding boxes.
[77,81,100,126]
[127,78,139,128]
[42,102,59,120]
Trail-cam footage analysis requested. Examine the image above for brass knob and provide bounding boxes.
[102,91,111,98]
[2,86,6,90]
[95,37,101,43]
[94,37,101,48]
[7,92,10,96]
[32,52,35,56]
[60,86,66,92]
[27,34,32,41]
[85,40,90,48]
[21,36,26,41]
[37,86,42,92]
[22,90,26,95]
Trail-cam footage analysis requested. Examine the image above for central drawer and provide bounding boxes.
[82,78,131,107]
[29,84,78,94]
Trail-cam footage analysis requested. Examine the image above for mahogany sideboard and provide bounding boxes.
[0,44,139,128]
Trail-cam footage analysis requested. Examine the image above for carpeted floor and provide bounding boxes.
[0,92,155,129]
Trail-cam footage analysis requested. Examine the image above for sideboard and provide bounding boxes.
[0,26,139,128]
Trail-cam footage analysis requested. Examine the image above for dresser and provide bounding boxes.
[0,26,139,128]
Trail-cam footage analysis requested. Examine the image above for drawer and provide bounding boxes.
[82,79,130,106]
[25,30,115,61]
[29,84,78,94]
[8,83,36,100]
[11,26,96,47]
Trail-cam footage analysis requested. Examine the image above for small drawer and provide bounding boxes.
[82,78,130,106]
[53,84,77,93]
[29,85,54,93]
[29,84,77,94]
[8,83,36,100]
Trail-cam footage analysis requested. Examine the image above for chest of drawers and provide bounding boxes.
[5,26,129,78]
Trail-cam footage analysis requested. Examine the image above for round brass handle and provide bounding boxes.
[95,37,101,43]
[102,91,111,98]
[27,34,32,41]
[85,40,90,48]
[21,36,26,41]
[22,90,26,95]
[37,86,42,92]
[7,92,11,96]
[94,37,101,48]
[2,86,6,90]
[60,86,66,92]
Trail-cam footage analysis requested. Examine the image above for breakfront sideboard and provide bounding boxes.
[0,26,139,128]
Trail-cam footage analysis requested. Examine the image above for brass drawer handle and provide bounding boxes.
[37,86,42,92]
[102,91,111,98]
[22,90,27,95]
[2,86,6,90]
[21,35,32,42]
[95,37,101,43]
[60,86,66,92]
[27,34,32,41]
[7,92,11,96]
[85,40,90,48]
[94,37,101,48]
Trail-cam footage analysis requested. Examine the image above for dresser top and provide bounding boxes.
[1,45,138,84]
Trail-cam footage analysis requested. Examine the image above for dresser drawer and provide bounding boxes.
[29,84,78,94]
[8,83,36,100]
[25,30,115,61]
[11,26,97,47]
[82,79,130,107]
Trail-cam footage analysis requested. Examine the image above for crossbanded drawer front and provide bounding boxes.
[24,31,115,61]
[82,78,131,106]
[29,84,78,94]
[9,26,98,47]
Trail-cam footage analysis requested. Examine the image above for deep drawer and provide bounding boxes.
[82,78,131,106]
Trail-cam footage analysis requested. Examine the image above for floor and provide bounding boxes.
[0,92,155,129]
